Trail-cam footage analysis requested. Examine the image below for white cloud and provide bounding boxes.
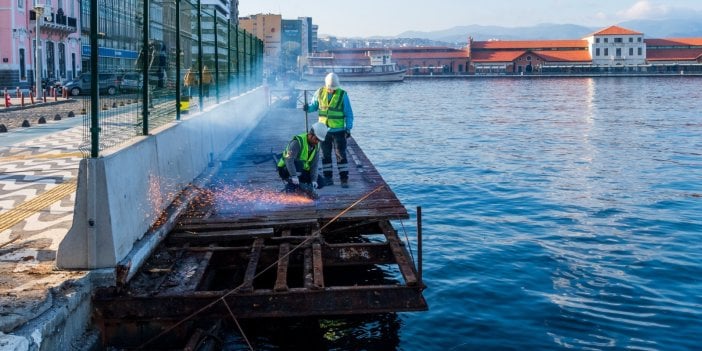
[618,1,670,20]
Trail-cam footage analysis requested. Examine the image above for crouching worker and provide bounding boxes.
[277,122,329,199]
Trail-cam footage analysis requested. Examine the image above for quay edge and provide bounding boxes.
[1,88,270,350]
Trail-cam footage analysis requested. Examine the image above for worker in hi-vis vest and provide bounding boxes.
[277,122,329,198]
[303,72,355,188]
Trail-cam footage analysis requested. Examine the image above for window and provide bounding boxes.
[596,48,600,56]
[526,55,531,61]
[638,37,642,42]
[614,38,622,43]
[596,38,600,43]
[638,47,642,56]
[18,0,23,9]
[629,48,634,56]
[604,48,609,56]
[19,49,26,81]
[629,37,633,43]
[616,48,621,57]
[604,38,608,43]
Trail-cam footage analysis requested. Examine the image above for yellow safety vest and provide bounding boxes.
[318,88,346,129]
[277,133,317,171]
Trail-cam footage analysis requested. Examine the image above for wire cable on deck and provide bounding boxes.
[137,184,387,350]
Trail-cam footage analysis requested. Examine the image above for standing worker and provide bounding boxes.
[201,65,212,97]
[277,122,329,198]
[303,72,354,188]
[183,66,197,97]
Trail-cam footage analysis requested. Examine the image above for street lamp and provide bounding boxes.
[34,4,45,100]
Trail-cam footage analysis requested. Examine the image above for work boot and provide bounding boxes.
[324,177,334,186]
[340,178,349,188]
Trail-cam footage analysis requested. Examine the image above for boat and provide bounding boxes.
[302,50,406,82]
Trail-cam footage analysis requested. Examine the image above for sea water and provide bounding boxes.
[226,77,702,350]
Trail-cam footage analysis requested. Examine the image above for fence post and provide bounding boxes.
[196,0,203,112]
[175,0,181,121]
[213,8,220,104]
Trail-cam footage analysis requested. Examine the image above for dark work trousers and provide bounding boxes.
[321,130,349,181]
[277,161,325,189]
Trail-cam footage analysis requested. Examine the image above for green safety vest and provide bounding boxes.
[318,88,346,129]
[277,133,317,171]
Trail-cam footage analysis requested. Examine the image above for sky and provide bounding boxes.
[238,0,702,38]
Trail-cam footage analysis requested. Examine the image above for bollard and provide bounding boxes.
[20,91,25,106]
[16,87,20,98]
[4,92,11,107]
[30,90,35,104]
[54,87,58,101]
[42,88,47,103]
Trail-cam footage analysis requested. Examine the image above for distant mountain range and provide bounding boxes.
[391,18,702,43]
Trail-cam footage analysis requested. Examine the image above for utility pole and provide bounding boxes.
[34,3,45,100]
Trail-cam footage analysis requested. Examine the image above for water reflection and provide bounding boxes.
[221,313,402,350]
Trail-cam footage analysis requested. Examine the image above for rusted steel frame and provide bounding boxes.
[240,238,264,292]
[303,247,313,289]
[268,235,319,243]
[378,220,419,286]
[312,243,324,289]
[323,242,394,265]
[168,227,274,245]
[170,242,394,266]
[93,285,428,320]
[176,218,319,231]
[274,243,290,291]
[320,219,382,235]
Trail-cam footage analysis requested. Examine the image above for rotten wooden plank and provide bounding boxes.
[157,250,212,295]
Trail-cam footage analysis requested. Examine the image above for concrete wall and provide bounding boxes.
[57,87,269,269]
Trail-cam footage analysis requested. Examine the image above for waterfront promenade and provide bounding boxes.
[0,98,96,349]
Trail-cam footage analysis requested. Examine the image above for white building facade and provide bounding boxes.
[585,26,646,66]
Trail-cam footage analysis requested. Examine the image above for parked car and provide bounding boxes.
[119,72,163,92]
[63,73,120,96]
[119,73,142,92]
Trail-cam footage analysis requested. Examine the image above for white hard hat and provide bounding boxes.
[324,72,340,89]
[311,122,328,142]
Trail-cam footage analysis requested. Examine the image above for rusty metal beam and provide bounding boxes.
[312,243,324,289]
[240,238,264,292]
[379,221,419,286]
[303,247,313,289]
[94,285,428,320]
[274,243,290,292]
[168,228,274,245]
[175,218,319,232]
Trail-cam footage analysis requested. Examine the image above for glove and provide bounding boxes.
[290,176,299,185]
[312,181,318,189]
[302,103,309,112]
[345,130,351,139]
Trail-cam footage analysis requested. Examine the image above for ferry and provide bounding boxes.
[302,50,406,83]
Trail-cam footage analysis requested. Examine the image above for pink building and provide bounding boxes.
[0,0,81,90]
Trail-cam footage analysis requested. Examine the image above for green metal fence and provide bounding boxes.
[79,0,263,157]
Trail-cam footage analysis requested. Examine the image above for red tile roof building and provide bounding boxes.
[310,25,702,76]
